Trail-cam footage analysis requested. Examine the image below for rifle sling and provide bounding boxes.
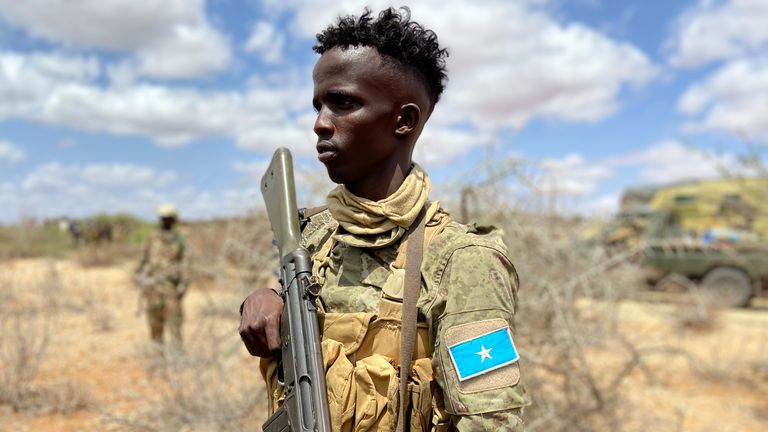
[396,207,427,432]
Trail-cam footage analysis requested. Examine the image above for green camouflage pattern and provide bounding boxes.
[301,209,529,431]
[136,228,188,344]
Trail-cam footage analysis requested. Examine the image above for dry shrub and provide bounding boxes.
[652,273,722,331]
[95,212,273,431]
[178,185,660,430]
[0,218,73,260]
[198,295,242,320]
[4,380,94,415]
[78,282,118,333]
[75,242,141,268]
[502,214,645,431]
[184,214,276,326]
[0,309,50,409]
[450,174,655,431]
[675,293,722,333]
[0,262,94,415]
[103,331,263,430]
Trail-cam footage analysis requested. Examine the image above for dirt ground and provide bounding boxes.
[1,258,767,431]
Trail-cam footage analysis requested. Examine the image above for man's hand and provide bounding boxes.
[238,288,284,357]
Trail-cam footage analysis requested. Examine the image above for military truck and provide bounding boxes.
[608,178,768,307]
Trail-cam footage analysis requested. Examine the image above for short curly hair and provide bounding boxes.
[314,7,448,106]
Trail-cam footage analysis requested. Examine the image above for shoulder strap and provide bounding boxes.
[299,205,329,231]
[396,207,427,432]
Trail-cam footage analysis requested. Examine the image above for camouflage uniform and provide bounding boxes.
[262,207,529,431]
[136,228,187,345]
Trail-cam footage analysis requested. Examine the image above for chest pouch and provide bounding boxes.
[260,210,453,431]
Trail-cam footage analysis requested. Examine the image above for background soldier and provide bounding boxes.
[239,7,529,431]
[135,203,188,347]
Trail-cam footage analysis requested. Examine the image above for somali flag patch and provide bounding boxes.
[448,326,519,382]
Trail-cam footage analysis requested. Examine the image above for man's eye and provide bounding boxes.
[330,94,354,108]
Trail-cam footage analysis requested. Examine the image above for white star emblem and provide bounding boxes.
[476,345,493,362]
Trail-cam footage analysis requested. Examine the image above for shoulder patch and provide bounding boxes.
[445,318,520,393]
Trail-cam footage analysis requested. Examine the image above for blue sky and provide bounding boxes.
[1,0,766,223]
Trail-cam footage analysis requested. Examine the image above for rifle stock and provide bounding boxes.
[261,148,331,432]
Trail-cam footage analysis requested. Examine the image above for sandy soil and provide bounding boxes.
[1,258,767,431]
[0,258,265,431]
[615,295,768,432]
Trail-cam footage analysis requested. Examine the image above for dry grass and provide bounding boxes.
[0,262,95,416]
[450,172,766,431]
[1,188,767,431]
[0,220,72,260]
[102,339,263,431]
[75,242,142,268]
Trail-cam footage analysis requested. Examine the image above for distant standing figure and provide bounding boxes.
[135,203,188,346]
[68,220,81,246]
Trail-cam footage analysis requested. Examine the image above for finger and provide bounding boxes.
[265,314,282,353]
[238,321,259,356]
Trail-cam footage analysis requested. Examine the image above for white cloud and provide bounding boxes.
[0,0,230,79]
[667,0,768,68]
[0,51,99,117]
[22,162,177,193]
[0,140,24,163]
[610,139,738,184]
[415,125,494,167]
[677,56,768,140]
[244,21,286,64]
[234,116,317,157]
[578,193,620,217]
[232,160,271,181]
[264,0,658,130]
[0,50,314,149]
[231,158,336,208]
[39,83,257,147]
[538,153,613,196]
[149,186,262,220]
[1,1,658,171]
[7,160,293,221]
[7,161,193,221]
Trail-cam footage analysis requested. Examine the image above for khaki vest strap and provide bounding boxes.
[396,207,427,432]
[300,205,328,219]
[299,205,329,231]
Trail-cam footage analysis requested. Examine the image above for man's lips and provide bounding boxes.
[316,141,337,163]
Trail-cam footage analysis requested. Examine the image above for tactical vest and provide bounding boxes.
[146,229,185,285]
[261,209,453,431]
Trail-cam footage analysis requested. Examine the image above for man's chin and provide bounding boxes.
[325,169,346,185]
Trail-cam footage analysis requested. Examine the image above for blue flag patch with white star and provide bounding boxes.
[448,327,519,381]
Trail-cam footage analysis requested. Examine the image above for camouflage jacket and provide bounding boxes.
[136,228,187,290]
[301,208,529,431]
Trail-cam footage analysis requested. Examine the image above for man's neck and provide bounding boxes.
[346,161,412,201]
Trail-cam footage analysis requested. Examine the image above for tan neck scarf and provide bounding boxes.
[327,164,436,247]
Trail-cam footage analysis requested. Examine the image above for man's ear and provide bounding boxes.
[395,103,421,136]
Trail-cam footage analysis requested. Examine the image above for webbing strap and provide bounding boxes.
[396,207,427,432]
[300,205,328,219]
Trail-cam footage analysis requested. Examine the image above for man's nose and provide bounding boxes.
[313,108,334,139]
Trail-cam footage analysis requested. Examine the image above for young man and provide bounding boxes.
[135,203,188,346]
[239,8,528,431]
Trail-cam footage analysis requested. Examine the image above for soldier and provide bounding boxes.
[135,203,188,346]
[239,7,529,431]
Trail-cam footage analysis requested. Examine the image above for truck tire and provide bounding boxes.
[700,267,753,308]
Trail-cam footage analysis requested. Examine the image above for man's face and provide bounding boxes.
[160,217,176,230]
[312,46,403,193]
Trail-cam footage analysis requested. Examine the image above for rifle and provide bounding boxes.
[261,147,331,432]
[132,272,153,317]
